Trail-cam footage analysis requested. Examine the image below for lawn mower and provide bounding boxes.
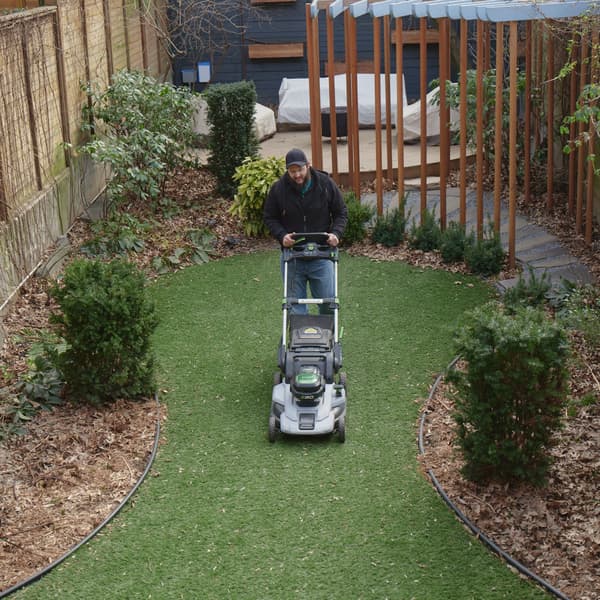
[268,232,347,442]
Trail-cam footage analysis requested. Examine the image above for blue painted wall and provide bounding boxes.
[172,3,442,108]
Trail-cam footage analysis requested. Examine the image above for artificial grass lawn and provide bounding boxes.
[15,252,549,599]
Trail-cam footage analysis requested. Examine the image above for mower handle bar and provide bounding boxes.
[283,232,338,262]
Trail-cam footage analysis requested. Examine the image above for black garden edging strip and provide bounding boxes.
[0,395,162,599]
[419,363,570,600]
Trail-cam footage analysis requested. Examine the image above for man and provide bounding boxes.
[263,148,348,314]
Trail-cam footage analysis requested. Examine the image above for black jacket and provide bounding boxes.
[263,167,348,245]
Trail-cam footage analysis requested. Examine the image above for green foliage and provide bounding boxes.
[151,228,216,274]
[49,259,158,405]
[81,70,195,208]
[0,332,66,440]
[204,81,259,198]
[408,208,442,251]
[341,191,375,246]
[433,68,528,178]
[555,283,600,347]
[503,267,552,313]
[80,212,151,258]
[439,221,469,263]
[230,155,285,236]
[449,303,569,485]
[464,224,505,276]
[371,202,408,247]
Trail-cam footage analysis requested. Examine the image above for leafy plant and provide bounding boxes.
[371,202,408,247]
[408,207,442,251]
[432,68,528,179]
[503,266,552,313]
[204,81,259,197]
[49,258,158,405]
[449,303,569,485]
[439,221,469,264]
[230,155,285,236]
[81,70,195,210]
[80,212,150,258]
[341,191,375,246]
[464,223,505,277]
[151,228,216,274]
[556,283,600,346]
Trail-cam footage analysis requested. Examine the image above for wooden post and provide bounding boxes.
[344,10,354,179]
[349,15,360,194]
[546,27,555,211]
[419,17,427,217]
[568,34,578,217]
[476,20,484,237]
[326,11,338,178]
[586,28,598,245]
[459,19,468,226]
[395,16,405,203]
[524,20,532,204]
[384,15,393,181]
[374,16,383,215]
[306,4,322,169]
[494,22,504,233]
[439,17,449,230]
[509,21,518,270]
[576,31,589,234]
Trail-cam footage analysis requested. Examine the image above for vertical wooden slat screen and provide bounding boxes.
[459,18,468,226]
[476,20,484,236]
[509,21,518,270]
[568,35,578,216]
[576,32,589,234]
[546,27,555,211]
[326,11,338,178]
[373,16,383,214]
[395,16,405,202]
[384,15,393,181]
[494,22,504,233]
[419,17,427,217]
[438,17,449,230]
[524,21,532,204]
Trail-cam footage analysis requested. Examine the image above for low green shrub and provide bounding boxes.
[408,208,442,251]
[503,266,552,313]
[556,283,600,347]
[371,203,407,247]
[440,221,469,263]
[204,81,259,198]
[464,224,505,276]
[50,259,158,405]
[448,303,569,485]
[342,192,375,246]
[80,213,150,258]
[230,155,285,236]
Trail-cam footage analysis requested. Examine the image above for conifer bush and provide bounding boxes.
[50,259,158,405]
[448,303,569,485]
[371,204,408,247]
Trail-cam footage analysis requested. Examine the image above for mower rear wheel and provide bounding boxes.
[337,415,346,443]
[339,371,347,394]
[268,414,278,443]
[273,371,282,385]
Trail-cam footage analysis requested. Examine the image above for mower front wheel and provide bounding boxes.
[268,414,278,443]
[337,415,346,443]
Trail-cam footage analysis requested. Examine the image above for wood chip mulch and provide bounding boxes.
[1,166,598,597]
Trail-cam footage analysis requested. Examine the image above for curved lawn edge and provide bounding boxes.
[418,362,570,600]
[0,396,163,599]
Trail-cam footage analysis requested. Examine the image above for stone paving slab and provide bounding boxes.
[361,189,596,288]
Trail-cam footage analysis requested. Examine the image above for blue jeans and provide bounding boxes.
[281,256,334,315]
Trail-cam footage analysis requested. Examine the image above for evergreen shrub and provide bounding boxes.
[464,224,505,276]
[50,259,158,405]
[448,303,569,485]
[342,192,374,246]
[371,203,407,247]
[440,221,469,263]
[204,81,259,197]
[408,208,442,251]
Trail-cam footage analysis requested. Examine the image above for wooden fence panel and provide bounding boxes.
[125,0,144,71]
[0,17,39,214]
[84,0,110,86]
[109,0,127,71]
[26,14,66,188]
[58,0,89,146]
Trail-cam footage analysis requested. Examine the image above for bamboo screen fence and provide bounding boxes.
[0,0,168,223]
[306,0,600,269]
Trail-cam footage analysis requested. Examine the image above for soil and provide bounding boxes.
[0,167,598,597]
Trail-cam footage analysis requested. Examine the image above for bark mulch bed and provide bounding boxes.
[0,167,598,597]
